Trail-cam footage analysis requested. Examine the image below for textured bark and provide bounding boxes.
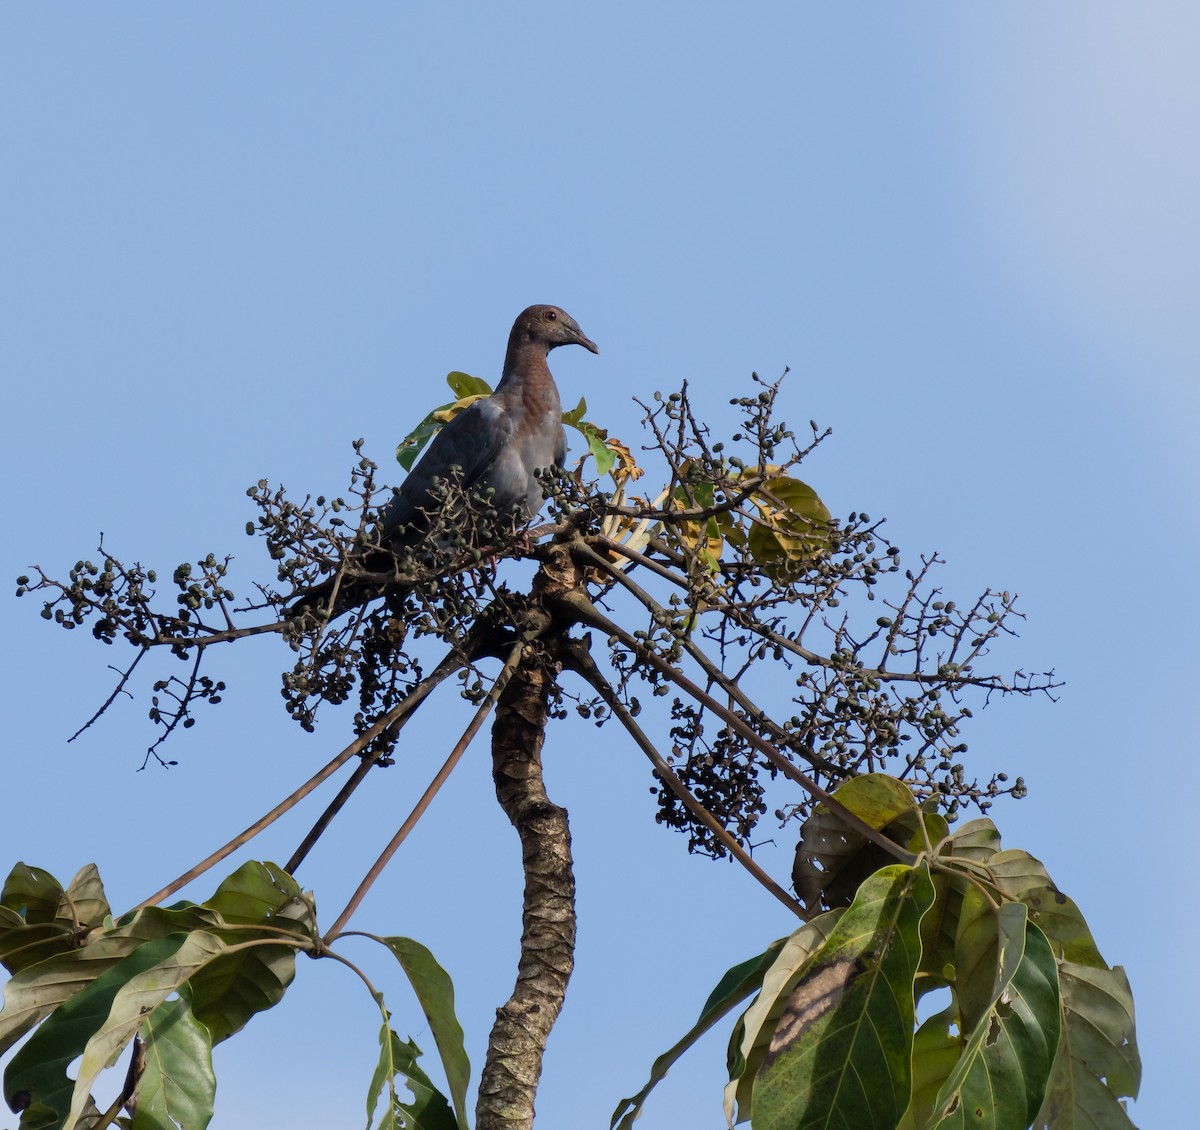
[476,546,580,1130]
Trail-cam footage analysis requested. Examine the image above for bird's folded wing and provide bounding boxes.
[378,396,513,540]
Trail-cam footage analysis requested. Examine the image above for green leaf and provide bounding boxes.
[445,371,492,399]
[792,773,922,908]
[897,1005,965,1130]
[184,938,300,1047]
[986,850,1106,967]
[561,396,588,426]
[745,474,834,579]
[918,820,1004,998]
[954,892,1028,1033]
[919,919,1061,1130]
[62,866,111,935]
[66,931,233,1128]
[131,989,216,1130]
[0,912,74,979]
[4,935,189,1130]
[610,939,789,1130]
[722,911,843,1126]
[201,860,305,925]
[751,862,935,1130]
[394,377,492,471]
[944,818,1002,861]
[0,905,222,1056]
[396,413,450,471]
[1032,961,1140,1129]
[1,864,64,925]
[373,937,470,1129]
[0,864,112,975]
[584,429,617,476]
[367,1018,459,1130]
[186,860,312,1045]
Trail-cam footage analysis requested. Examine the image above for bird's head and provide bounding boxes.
[513,305,599,355]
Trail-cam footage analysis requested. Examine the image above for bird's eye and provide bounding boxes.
[544,309,557,320]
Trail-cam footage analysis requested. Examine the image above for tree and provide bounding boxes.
[3,374,1140,1129]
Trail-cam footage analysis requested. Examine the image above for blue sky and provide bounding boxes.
[2,5,1195,1126]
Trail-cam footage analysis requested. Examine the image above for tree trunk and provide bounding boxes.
[475,641,576,1130]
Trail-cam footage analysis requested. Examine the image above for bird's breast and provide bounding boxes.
[483,407,565,518]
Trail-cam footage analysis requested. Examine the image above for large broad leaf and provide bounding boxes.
[185,939,300,1048]
[396,410,453,472]
[953,891,1027,1032]
[0,909,74,980]
[917,918,1061,1130]
[201,860,305,925]
[3,935,189,1130]
[751,862,935,1130]
[366,1015,458,1130]
[722,911,843,1126]
[445,371,492,400]
[1,864,310,1128]
[373,937,470,1129]
[66,931,231,1128]
[792,774,921,907]
[395,373,491,472]
[986,850,1106,967]
[611,938,790,1130]
[899,1004,965,1130]
[1032,961,1140,1129]
[66,924,307,1129]
[943,819,1002,861]
[61,867,111,937]
[393,380,460,471]
[0,905,222,1056]
[919,822,1003,995]
[187,861,313,1045]
[0,864,112,975]
[745,474,834,579]
[131,988,216,1130]
[1,865,65,925]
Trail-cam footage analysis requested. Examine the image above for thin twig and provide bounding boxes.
[68,647,149,742]
[574,541,839,776]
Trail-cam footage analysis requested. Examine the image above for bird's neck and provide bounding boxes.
[496,342,561,416]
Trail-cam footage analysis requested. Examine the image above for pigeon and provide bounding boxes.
[292,304,598,616]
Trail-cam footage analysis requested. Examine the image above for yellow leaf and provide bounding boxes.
[745,473,835,579]
[432,394,488,424]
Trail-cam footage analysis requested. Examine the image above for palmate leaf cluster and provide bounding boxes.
[614,775,1140,1130]
[0,861,472,1130]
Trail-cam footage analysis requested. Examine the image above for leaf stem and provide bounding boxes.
[127,666,454,915]
[566,641,805,918]
[561,589,917,867]
[284,648,467,871]
[324,643,524,942]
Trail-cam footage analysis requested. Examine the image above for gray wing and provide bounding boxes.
[379,397,512,542]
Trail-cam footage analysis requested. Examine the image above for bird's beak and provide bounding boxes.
[573,329,600,355]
